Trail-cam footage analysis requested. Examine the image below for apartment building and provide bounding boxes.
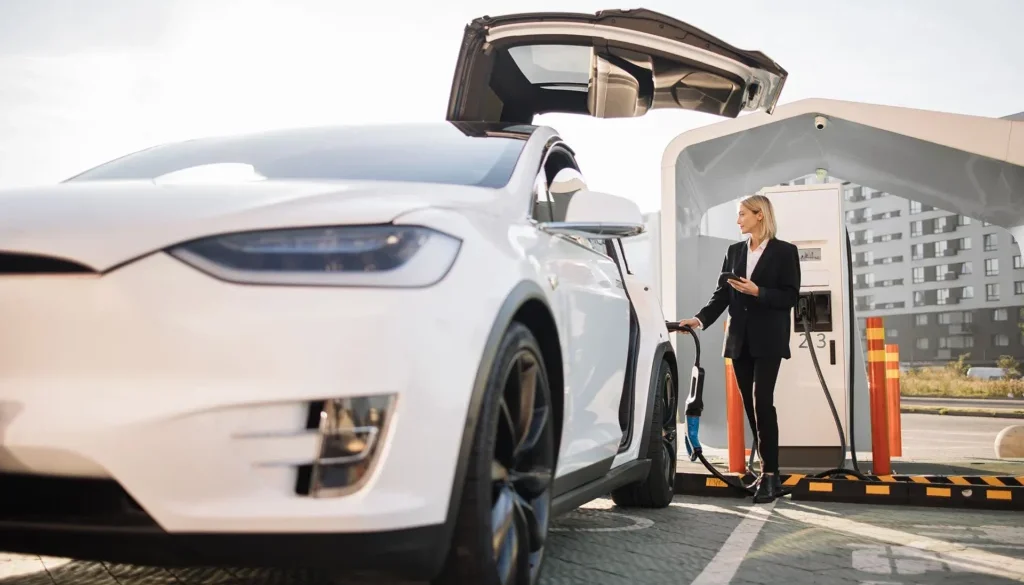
[783,174,1024,367]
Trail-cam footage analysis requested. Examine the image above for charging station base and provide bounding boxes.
[673,471,1024,511]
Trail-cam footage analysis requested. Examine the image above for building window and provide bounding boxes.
[887,329,898,337]
[937,288,951,305]
[964,311,973,323]
[1016,281,1024,295]
[911,267,925,284]
[962,286,975,299]
[915,314,928,326]
[984,233,998,251]
[994,334,1010,347]
[910,221,922,237]
[940,336,973,349]
[987,283,1000,301]
[910,201,922,214]
[994,308,1009,321]
[912,244,924,260]
[986,258,1000,276]
[938,312,952,325]
[1015,255,1024,269]
[958,215,971,226]
[916,338,930,350]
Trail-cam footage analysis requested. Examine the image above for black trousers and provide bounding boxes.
[732,341,782,474]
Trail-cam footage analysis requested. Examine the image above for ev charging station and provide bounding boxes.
[759,184,853,470]
[657,98,1024,478]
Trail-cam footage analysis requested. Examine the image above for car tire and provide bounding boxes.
[611,357,676,509]
[433,321,557,585]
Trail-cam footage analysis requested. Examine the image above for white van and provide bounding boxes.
[967,367,1006,380]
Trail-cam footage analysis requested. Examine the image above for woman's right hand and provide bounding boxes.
[677,318,701,332]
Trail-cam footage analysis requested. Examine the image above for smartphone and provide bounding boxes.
[719,271,742,287]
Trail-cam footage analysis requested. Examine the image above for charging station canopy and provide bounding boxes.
[662,97,1024,328]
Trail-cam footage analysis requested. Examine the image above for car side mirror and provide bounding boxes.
[539,190,646,239]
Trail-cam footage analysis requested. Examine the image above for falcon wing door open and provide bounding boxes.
[447,8,788,124]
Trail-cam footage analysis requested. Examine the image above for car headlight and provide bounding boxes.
[168,225,461,287]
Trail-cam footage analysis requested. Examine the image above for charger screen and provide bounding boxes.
[798,247,822,261]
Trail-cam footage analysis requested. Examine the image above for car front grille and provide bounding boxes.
[0,473,156,529]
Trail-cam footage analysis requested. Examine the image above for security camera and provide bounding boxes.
[814,115,828,130]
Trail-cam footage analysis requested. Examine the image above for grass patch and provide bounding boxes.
[901,366,1024,399]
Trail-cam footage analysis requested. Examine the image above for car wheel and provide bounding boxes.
[611,358,676,509]
[434,321,557,585]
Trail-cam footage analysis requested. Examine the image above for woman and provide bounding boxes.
[677,194,801,504]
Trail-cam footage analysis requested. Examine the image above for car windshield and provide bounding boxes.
[67,123,528,189]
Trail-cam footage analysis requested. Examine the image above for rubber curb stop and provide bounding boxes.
[674,472,1024,511]
[900,405,1024,419]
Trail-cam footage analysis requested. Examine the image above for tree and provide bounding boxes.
[946,352,971,377]
[997,355,1022,380]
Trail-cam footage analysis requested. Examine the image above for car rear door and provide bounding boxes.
[447,8,788,124]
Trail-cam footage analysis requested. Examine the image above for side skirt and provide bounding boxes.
[551,459,651,517]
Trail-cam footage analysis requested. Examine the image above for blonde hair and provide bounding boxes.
[740,194,777,241]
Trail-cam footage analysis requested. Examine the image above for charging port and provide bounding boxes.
[795,291,833,332]
[813,291,833,331]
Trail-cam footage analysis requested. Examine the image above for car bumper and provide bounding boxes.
[0,247,512,542]
[0,472,447,578]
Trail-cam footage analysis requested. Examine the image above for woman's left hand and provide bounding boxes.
[728,277,759,296]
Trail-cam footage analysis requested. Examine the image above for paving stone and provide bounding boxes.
[3,495,1023,584]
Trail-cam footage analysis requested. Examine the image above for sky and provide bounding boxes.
[0,0,1022,211]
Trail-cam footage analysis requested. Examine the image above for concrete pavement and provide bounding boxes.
[3,495,1023,585]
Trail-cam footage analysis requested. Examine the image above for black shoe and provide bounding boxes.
[752,474,779,503]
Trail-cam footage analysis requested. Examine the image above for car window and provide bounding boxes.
[66,124,528,189]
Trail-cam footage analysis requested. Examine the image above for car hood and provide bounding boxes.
[0,179,500,272]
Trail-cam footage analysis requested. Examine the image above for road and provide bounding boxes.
[3,495,1023,585]
[900,412,1021,460]
[903,396,1024,410]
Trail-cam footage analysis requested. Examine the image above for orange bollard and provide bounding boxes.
[885,344,903,457]
[865,317,891,475]
[725,357,747,473]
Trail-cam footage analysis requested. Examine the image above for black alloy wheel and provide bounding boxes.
[490,344,555,585]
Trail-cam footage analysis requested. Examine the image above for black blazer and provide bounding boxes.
[694,238,801,360]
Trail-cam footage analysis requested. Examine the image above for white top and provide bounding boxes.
[693,236,768,330]
[746,236,768,278]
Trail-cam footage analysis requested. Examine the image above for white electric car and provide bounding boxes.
[0,8,786,585]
